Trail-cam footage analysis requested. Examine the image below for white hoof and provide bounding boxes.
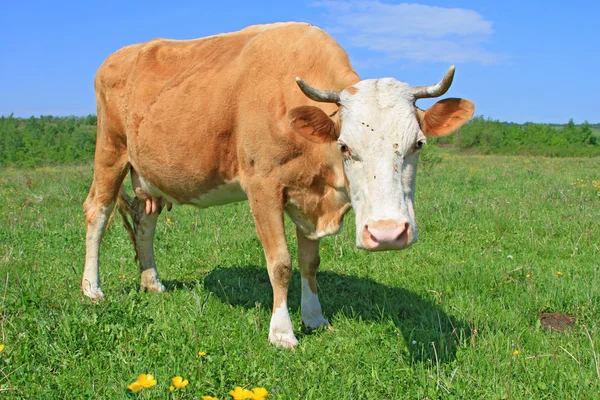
[269,301,298,349]
[269,332,299,349]
[140,280,166,293]
[82,285,105,301]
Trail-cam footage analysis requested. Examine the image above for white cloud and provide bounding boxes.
[313,1,503,64]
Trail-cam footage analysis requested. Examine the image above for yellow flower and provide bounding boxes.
[251,387,268,400]
[166,217,172,225]
[127,381,143,392]
[171,376,189,389]
[202,396,219,400]
[230,386,253,400]
[321,247,325,251]
[170,386,175,392]
[557,271,563,276]
[0,344,4,353]
[138,374,157,388]
[198,351,207,357]
[526,274,531,279]
[513,350,519,355]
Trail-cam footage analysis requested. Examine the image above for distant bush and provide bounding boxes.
[434,116,599,157]
[1,114,598,168]
[0,114,97,167]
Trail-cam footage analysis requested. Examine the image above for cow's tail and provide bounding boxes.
[115,187,139,261]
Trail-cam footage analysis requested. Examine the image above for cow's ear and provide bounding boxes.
[418,98,474,137]
[288,106,337,143]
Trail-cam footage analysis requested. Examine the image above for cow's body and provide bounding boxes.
[83,22,474,348]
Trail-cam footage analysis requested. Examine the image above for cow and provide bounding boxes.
[82,22,474,348]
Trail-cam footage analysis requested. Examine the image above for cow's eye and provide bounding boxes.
[338,142,350,154]
[415,139,426,150]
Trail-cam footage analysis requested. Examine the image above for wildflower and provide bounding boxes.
[557,271,563,276]
[128,381,143,392]
[526,274,531,279]
[202,396,219,400]
[230,386,253,400]
[251,387,268,400]
[171,376,189,389]
[412,340,417,345]
[138,374,157,388]
[166,217,172,225]
[198,351,207,357]
[507,255,513,260]
[170,386,175,392]
[321,247,325,251]
[0,344,4,353]
[513,350,519,355]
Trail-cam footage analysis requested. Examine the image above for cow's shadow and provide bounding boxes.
[197,265,470,364]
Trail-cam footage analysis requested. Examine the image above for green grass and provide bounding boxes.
[0,155,599,399]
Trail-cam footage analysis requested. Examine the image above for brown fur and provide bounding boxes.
[84,22,360,321]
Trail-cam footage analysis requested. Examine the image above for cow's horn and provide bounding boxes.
[296,78,341,105]
[412,66,455,99]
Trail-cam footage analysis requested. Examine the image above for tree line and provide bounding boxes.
[0,114,598,167]
[433,117,599,157]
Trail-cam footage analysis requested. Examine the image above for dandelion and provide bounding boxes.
[557,271,563,276]
[198,351,207,357]
[513,350,519,355]
[171,376,189,389]
[170,386,175,392]
[166,217,172,225]
[412,340,417,345]
[0,344,4,353]
[526,274,531,279]
[230,386,253,400]
[202,396,219,400]
[507,255,513,260]
[321,247,325,251]
[251,387,268,400]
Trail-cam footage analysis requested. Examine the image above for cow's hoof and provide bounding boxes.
[302,315,330,330]
[141,281,166,293]
[269,332,299,349]
[82,286,105,302]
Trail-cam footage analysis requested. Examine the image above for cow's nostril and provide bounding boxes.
[396,223,410,242]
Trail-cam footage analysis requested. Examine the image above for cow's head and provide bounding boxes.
[289,66,474,251]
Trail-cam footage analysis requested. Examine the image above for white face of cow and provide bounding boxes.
[338,79,424,251]
[290,66,475,251]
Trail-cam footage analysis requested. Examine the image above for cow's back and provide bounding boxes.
[94,22,359,203]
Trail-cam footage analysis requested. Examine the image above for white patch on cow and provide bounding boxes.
[82,203,114,300]
[134,172,180,205]
[268,301,298,348]
[189,178,247,208]
[301,277,329,329]
[339,79,421,249]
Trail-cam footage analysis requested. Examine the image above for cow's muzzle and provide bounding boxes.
[361,219,414,251]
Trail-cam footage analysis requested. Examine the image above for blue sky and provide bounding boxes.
[1,0,598,123]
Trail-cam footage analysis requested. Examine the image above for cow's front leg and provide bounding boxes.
[297,228,329,329]
[248,187,297,348]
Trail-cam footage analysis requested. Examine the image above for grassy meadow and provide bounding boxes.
[0,153,599,399]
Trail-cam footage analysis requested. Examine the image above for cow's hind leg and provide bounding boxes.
[131,195,166,293]
[297,228,329,329]
[82,133,129,300]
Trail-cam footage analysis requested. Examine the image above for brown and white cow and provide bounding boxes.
[82,22,474,348]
